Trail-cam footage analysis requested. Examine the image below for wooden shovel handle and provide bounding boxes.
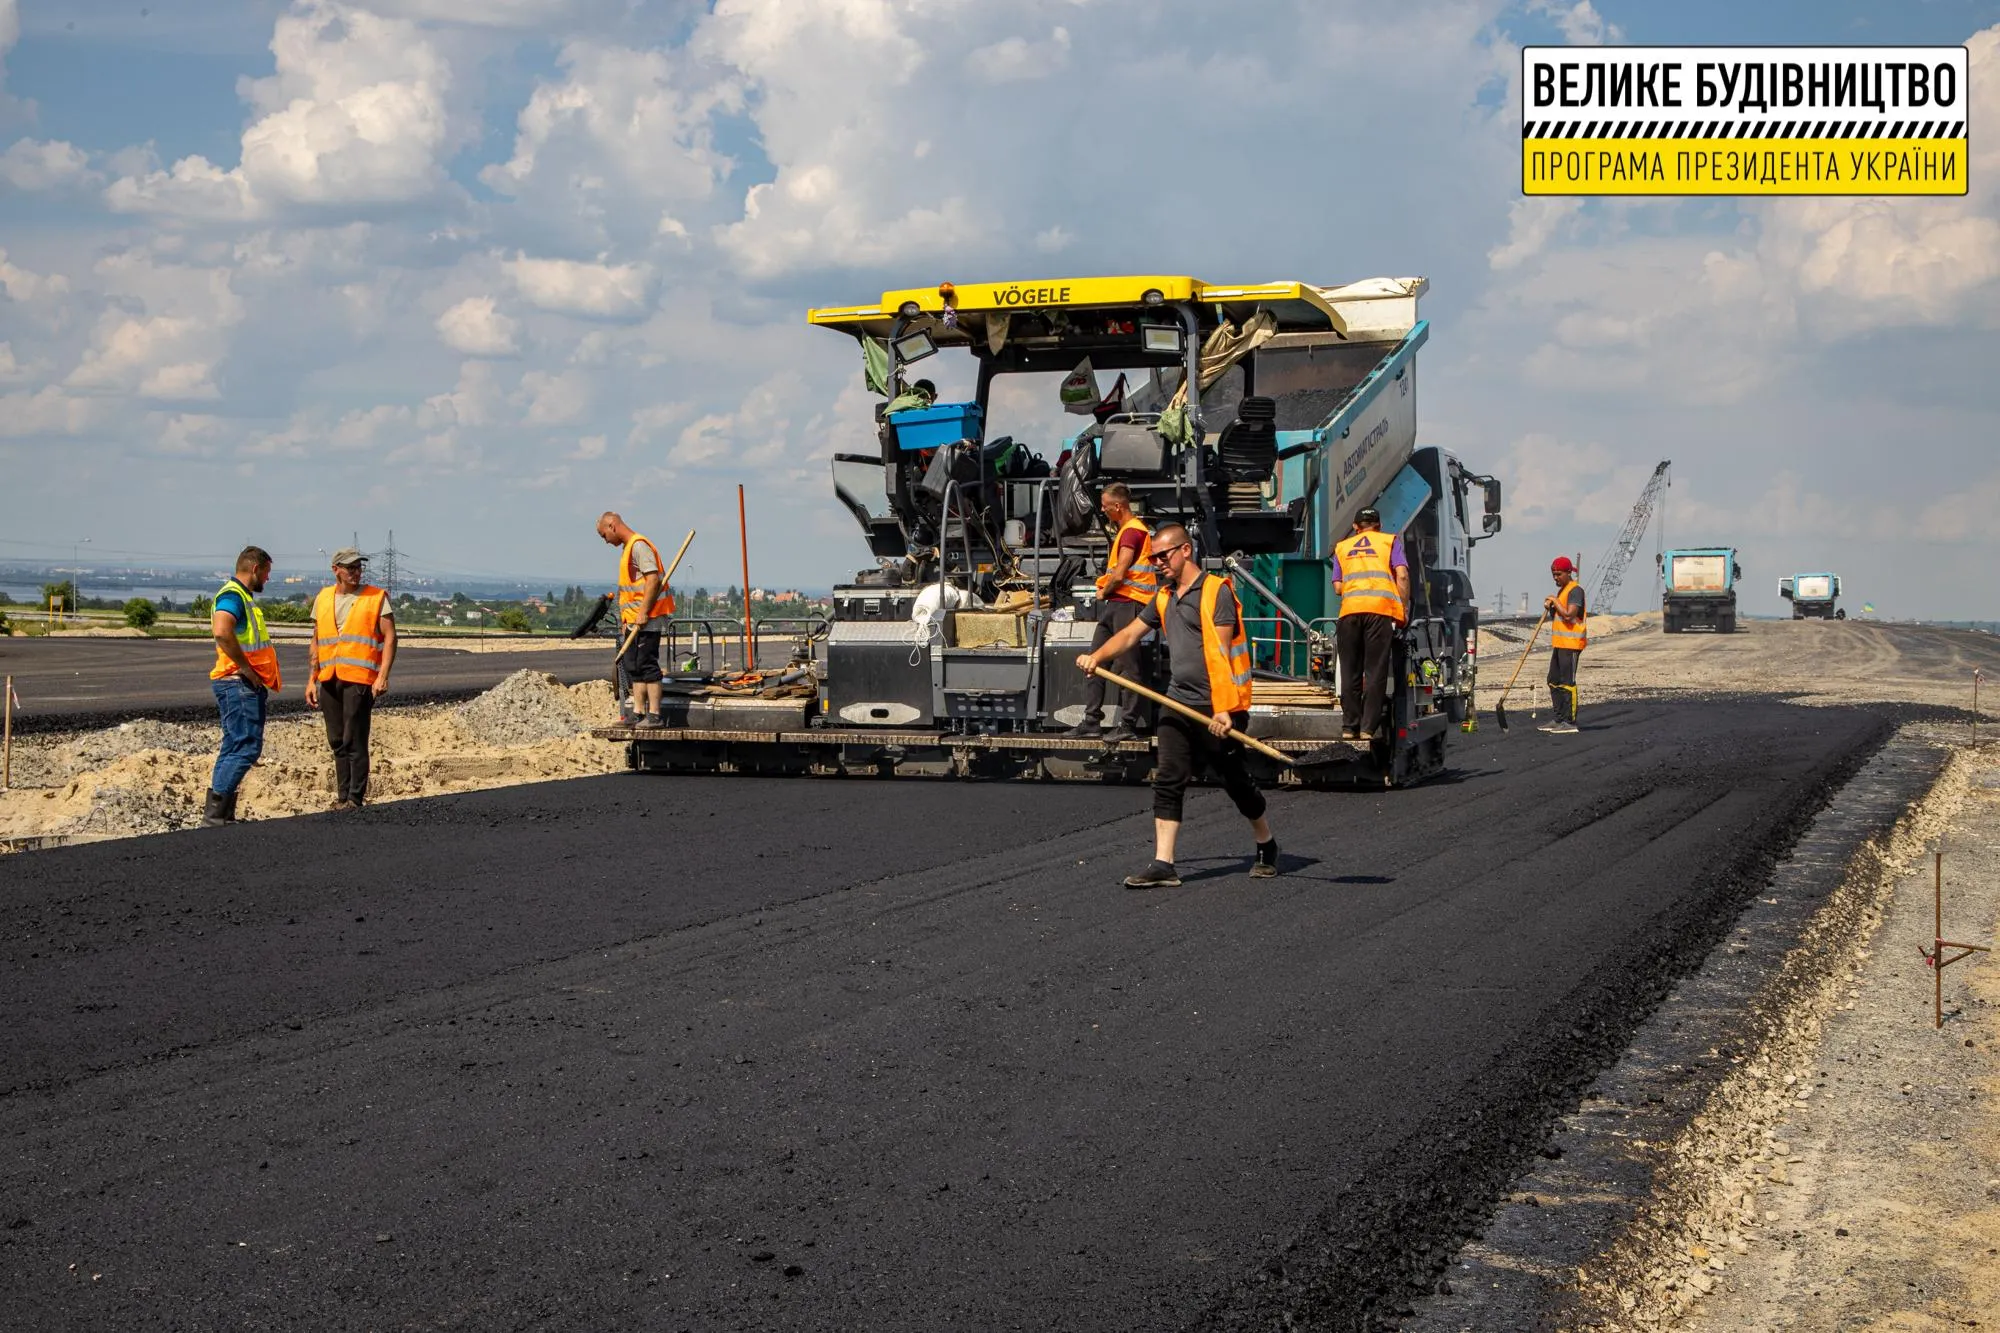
[1088,665,1296,765]
[1495,610,1549,701]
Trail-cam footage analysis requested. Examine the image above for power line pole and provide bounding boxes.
[380,530,400,600]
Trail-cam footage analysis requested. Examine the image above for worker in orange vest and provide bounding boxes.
[305,548,397,809]
[1079,522,1278,889]
[203,545,283,828]
[1071,482,1158,740]
[597,511,677,727]
[1331,507,1410,742]
[1542,557,1587,733]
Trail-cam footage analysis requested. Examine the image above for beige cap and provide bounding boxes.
[330,547,367,567]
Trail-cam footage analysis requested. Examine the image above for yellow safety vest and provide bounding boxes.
[1334,529,1406,623]
[1153,574,1253,714]
[1551,581,1587,651]
[313,585,388,684]
[209,577,282,690]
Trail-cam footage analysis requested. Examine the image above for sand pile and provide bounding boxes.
[1,671,624,847]
[452,669,608,744]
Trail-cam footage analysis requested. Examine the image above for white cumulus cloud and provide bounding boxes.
[0,139,98,191]
[436,296,520,356]
[504,254,653,318]
[107,1,452,219]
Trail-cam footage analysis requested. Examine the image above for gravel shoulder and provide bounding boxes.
[1657,744,2000,1332]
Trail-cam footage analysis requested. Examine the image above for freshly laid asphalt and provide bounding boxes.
[0,636,611,731]
[0,700,1887,1330]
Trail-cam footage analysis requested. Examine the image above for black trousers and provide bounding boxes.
[1082,598,1148,723]
[1337,613,1398,735]
[319,677,376,803]
[1548,647,1580,723]
[1153,711,1267,824]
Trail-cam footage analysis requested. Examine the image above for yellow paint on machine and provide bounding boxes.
[808,276,1348,334]
[1522,137,1968,196]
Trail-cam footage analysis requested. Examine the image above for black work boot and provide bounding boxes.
[1066,716,1104,739]
[1123,860,1182,889]
[201,790,229,828]
[222,791,240,823]
[1251,839,1280,879]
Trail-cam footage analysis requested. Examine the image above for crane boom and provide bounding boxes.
[1587,460,1670,613]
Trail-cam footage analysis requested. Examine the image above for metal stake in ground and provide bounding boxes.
[1493,609,1550,733]
[1922,846,1990,1029]
[1975,667,1984,746]
[738,484,755,673]
[2,674,13,791]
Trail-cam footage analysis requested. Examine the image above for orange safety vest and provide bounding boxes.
[312,584,388,684]
[1153,573,1254,714]
[1098,515,1158,603]
[209,576,282,690]
[1334,529,1406,623]
[1551,581,1587,651]
[618,534,677,625]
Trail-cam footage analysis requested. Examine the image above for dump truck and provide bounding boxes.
[1779,573,1844,620]
[1660,547,1742,633]
[598,275,1502,788]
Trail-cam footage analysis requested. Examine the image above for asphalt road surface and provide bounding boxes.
[0,636,612,731]
[0,701,1887,1330]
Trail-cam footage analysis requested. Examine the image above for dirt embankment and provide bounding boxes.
[1484,615,2000,716]
[0,670,623,844]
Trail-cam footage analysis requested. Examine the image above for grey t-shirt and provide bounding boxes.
[626,540,671,630]
[333,591,393,630]
[1138,578,1241,712]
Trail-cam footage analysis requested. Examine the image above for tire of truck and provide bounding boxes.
[1663,611,1679,634]
[1718,613,1737,633]
[1834,608,1846,620]
[1793,608,1805,620]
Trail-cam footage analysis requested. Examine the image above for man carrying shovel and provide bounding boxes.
[1078,523,1278,889]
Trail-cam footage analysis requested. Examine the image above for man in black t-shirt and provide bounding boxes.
[1078,523,1278,889]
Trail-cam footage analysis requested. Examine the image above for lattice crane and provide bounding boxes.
[1586,460,1670,613]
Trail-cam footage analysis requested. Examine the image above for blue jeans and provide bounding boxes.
[211,676,268,795]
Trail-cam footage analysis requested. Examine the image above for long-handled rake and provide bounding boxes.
[1088,667,1355,767]
[1492,610,1550,733]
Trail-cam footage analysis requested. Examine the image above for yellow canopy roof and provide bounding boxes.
[808,275,1349,338]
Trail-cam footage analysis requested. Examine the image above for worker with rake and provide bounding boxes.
[1542,556,1586,734]
[1079,523,1279,889]
[596,512,678,728]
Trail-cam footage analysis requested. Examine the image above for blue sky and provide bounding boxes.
[2,0,1998,616]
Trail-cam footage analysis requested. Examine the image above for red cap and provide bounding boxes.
[1550,556,1575,573]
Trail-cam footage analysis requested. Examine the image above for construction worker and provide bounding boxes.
[1079,523,1278,889]
[304,548,396,809]
[1330,507,1410,741]
[1069,482,1156,739]
[203,545,281,828]
[1543,557,1586,733]
[596,511,676,727]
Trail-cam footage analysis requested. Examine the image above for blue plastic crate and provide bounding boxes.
[889,401,983,451]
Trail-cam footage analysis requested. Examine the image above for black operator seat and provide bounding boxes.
[1215,395,1278,484]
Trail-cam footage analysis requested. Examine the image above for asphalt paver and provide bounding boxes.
[0,701,1888,1330]
[0,637,609,731]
